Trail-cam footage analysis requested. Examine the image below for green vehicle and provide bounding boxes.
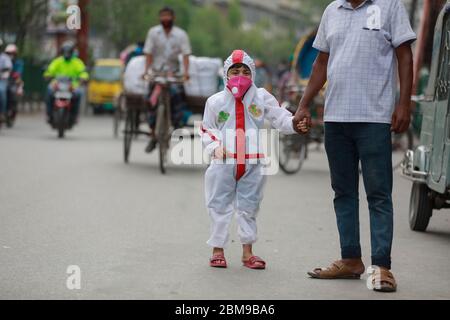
[402,3,450,231]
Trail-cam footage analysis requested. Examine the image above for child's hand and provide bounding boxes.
[213,146,233,159]
[297,118,309,134]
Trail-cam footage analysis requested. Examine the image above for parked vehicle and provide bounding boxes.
[402,3,450,231]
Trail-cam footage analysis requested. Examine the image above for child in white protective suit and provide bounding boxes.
[200,50,307,269]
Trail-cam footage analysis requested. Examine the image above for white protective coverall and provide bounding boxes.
[200,50,296,248]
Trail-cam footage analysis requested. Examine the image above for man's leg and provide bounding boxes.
[169,84,190,129]
[71,88,81,123]
[145,84,158,153]
[357,123,393,270]
[324,122,362,259]
[46,86,55,123]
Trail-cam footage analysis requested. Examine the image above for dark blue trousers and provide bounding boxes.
[324,122,394,269]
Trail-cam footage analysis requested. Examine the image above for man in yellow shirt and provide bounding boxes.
[44,42,89,124]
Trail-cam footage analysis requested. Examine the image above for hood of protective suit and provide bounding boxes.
[223,50,256,86]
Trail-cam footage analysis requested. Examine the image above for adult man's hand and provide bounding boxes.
[293,106,311,134]
[183,73,190,82]
[391,104,411,134]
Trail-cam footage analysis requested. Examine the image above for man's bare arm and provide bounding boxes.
[293,52,329,131]
[144,53,153,77]
[183,54,190,81]
[391,42,413,133]
[298,52,329,110]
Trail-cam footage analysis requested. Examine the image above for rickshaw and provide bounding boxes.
[87,59,123,113]
[121,56,220,174]
[402,3,450,231]
[278,29,325,174]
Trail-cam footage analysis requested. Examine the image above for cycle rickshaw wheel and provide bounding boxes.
[123,108,133,163]
[278,133,307,174]
[155,90,172,174]
[113,94,124,138]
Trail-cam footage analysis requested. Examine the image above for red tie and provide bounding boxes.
[235,98,246,181]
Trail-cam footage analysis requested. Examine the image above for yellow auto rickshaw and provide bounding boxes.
[88,59,123,113]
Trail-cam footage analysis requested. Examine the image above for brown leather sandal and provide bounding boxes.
[308,260,365,279]
[371,267,397,292]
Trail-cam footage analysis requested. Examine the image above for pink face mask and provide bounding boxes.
[227,76,252,99]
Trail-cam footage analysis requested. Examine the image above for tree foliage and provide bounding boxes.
[89,0,310,65]
[0,0,48,58]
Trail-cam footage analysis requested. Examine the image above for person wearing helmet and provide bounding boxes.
[0,39,13,123]
[43,41,89,124]
[3,44,24,125]
[5,44,24,78]
[200,49,307,270]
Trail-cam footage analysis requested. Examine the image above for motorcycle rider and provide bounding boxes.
[44,41,89,124]
[0,39,13,124]
[5,44,24,78]
[5,45,24,115]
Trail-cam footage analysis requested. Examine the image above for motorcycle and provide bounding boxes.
[5,71,23,128]
[50,77,75,138]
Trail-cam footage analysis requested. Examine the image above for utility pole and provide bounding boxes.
[76,0,89,63]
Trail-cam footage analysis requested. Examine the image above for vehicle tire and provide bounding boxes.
[278,133,307,174]
[113,96,123,138]
[92,104,102,115]
[6,106,16,128]
[6,116,13,128]
[113,107,120,138]
[123,109,133,163]
[409,182,433,232]
[159,142,167,174]
[156,92,170,175]
[54,108,67,139]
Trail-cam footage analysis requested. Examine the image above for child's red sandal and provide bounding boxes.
[210,254,227,268]
[243,256,266,270]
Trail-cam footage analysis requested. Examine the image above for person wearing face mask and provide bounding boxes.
[44,41,89,125]
[142,6,192,153]
[200,50,307,270]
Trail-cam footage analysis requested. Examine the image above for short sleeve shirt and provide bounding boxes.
[313,0,417,123]
[143,25,192,73]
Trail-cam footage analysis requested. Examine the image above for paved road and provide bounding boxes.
[1,113,449,299]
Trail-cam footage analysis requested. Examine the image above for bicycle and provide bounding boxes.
[277,85,324,175]
[122,72,183,174]
[122,93,147,163]
[152,73,184,174]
